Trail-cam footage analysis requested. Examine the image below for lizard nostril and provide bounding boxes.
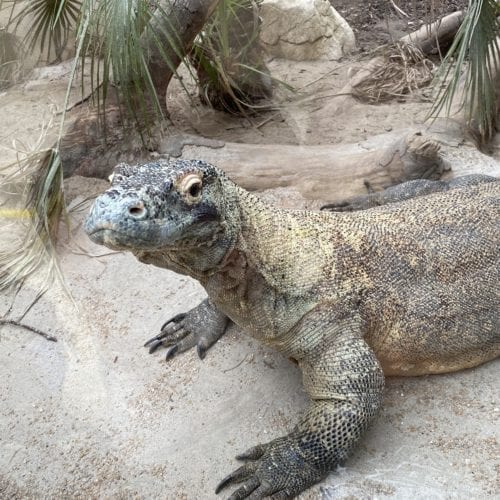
[128,201,146,218]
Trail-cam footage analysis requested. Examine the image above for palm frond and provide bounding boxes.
[5,0,82,62]
[430,0,500,141]
[77,0,202,132]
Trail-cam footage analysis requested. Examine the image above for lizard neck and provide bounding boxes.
[201,187,321,341]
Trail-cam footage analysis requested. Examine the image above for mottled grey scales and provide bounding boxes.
[85,159,499,499]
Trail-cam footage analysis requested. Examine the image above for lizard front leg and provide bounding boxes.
[144,298,229,361]
[216,315,385,498]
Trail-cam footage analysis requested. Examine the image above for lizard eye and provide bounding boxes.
[180,174,203,202]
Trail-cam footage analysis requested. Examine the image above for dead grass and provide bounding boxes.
[352,42,434,103]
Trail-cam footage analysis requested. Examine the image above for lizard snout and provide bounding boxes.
[85,192,149,240]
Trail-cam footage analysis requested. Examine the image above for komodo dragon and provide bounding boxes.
[85,159,499,499]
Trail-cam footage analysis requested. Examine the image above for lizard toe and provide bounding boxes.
[159,312,187,331]
[226,477,261,500]
[216,464,256,494]
[164,334,199,361]
[144,318,186,348]
[236,444,268,461]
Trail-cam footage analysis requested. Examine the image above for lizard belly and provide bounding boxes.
[364,270,500,376]
[375,348,500,376]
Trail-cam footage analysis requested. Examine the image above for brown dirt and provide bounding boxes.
[331,0,468,51]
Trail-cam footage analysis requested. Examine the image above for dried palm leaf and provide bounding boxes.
[0,147,64,291]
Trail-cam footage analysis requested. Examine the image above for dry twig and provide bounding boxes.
[0,318,58,342]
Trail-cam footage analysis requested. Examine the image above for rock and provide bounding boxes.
[23,60,74,91]
[260,0,355,61]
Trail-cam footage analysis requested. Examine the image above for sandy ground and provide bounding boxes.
[1,15,500,499]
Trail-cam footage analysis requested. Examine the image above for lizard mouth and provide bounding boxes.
[87,227,124,247]
[87,227,115,238]
[86,221,195,251]
[87,227,158,250]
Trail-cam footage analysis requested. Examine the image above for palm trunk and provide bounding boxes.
[142,0,223,114]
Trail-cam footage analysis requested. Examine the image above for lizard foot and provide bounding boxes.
[144,298,228,361]
[321,195,372,212]
[216,436,323,499]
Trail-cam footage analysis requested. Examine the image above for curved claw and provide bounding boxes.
[144,332,166,348]
[144,336,158,348]
[197,343,207,360]
[215,464,254,494]
[147,339,164,354]
[165,345,178,361]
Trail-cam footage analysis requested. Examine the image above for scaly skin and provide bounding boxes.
[85,160,499,498]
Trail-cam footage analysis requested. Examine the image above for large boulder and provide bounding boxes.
[260,0,355,61]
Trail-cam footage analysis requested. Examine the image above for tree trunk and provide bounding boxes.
[161,131,447,200]
[400,10,464,55]
[142,0,222,114]
[143,0,272,114]
[62,128,449,202]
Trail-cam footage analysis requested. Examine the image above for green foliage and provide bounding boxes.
[191,0,271,112]
[77,0,168,130]
[430,0,500,141]
[75,0,268,126]
[4,0,81,62]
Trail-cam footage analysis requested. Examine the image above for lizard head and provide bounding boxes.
[85,159,237,259]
